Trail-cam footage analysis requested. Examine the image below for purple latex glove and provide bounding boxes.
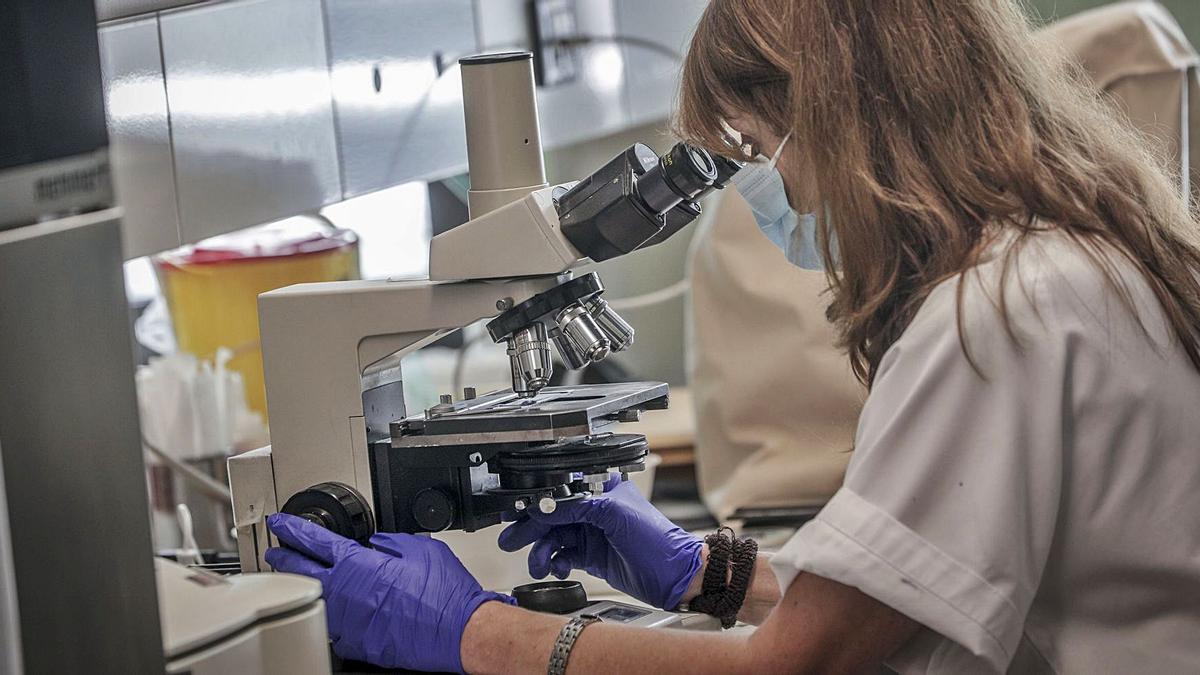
[498,477,703,610]
[265,513,514,673]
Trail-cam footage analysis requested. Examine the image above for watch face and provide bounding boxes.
[596,605,650,623]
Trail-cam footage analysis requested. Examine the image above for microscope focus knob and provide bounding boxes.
[412,488,456,532]
[281,482,375,544]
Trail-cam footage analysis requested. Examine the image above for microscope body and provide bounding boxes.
[230,275,560,570]
[231,180,684,569]
[229,51,739,573]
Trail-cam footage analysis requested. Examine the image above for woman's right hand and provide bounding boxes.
[497,476,704,610]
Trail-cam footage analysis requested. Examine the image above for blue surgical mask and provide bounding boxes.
[730,131,829,271]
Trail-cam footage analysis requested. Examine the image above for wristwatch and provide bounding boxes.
[547,614,601,675]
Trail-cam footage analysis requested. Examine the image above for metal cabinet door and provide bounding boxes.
[96,0,204,22]
[476,0,631,149]
[98,15,183,259]
[325,0,478,197]
[615,0,708,126]
[0,210,165,674]
[160,0,342,242]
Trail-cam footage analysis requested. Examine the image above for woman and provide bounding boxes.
[265,0,1200,672]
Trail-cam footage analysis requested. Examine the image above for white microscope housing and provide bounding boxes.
[229,51,739,573]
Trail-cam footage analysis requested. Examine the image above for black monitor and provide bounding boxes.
[0,0,112,230]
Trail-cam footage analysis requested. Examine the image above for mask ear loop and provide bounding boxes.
[766,130,793,170]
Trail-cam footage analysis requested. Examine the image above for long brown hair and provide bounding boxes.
[676,0,1200,386]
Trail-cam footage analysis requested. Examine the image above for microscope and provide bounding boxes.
[229,52,740,571]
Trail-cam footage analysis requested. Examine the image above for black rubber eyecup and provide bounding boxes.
[513,580,590,614]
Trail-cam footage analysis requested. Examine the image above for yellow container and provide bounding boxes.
[155,217,359,419]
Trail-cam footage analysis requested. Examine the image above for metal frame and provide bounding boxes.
[392,382,669,446]
[0,209,164,673]
[0,439,22,675]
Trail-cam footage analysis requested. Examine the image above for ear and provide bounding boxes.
[778,148,820,214]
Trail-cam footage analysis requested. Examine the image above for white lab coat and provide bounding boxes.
[771,230,1200,673]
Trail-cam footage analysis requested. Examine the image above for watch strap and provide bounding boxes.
[547,614,601,675]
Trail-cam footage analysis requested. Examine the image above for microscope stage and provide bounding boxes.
[390,382,668,447]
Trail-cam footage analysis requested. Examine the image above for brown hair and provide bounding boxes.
[676,0,1200,386]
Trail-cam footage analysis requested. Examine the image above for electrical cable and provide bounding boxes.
[555,34,682,62]
[553,35,701,314]
[606,277,691,311]
[435,34,683,76]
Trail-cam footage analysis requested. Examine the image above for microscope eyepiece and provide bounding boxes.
[669,143,719,196]
[711,153,744,189]
[634,142,718,215]
[556,142,727,261]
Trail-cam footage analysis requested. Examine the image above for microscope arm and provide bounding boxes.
[257,277,559,504]
[231,276,560,570]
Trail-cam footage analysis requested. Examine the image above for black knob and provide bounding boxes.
[412,488,456,532]
[281,482,375,543]
[512,580,589,614]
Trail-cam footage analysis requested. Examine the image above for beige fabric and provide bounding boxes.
[686,1,1200,522]
[1040,1,1200,200]
[687,192,861,521]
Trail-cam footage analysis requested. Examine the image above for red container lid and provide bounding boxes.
[155,216,358,269]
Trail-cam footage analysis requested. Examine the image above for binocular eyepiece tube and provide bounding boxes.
[634,142,719,216]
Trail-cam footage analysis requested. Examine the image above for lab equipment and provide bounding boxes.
[513,580,718,629]
[156,557,329,674]
[0,1,112,232]
[499,476,704,611]
[228,52,738,571]
[0,3,167,672]
[265,513,512,673]
[0,208,167,674]
[137,350,266,462]
[176,504,203,566]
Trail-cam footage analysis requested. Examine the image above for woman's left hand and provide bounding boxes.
[498,476,703,610]
[265,513,514,673]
